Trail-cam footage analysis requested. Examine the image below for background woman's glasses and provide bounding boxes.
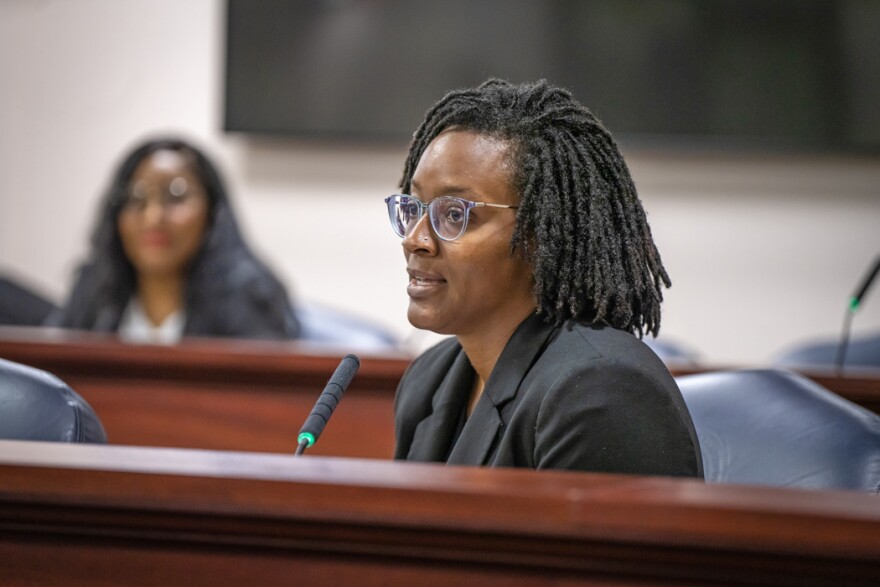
[121,177,203,217]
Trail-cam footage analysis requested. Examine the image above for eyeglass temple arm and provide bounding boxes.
[475,202,518,209]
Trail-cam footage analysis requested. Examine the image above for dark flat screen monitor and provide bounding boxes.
[224,0,880,152]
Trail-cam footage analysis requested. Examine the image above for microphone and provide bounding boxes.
[295,354,360,455]
[835,256,880,374]
[850,256,880,312]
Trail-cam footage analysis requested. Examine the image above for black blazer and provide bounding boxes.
[394,313,703,478]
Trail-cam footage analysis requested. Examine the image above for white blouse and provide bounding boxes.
[118,297,185,345]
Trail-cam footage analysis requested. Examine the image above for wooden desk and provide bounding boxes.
[792,367,880,414]
[1,327,878,462]
[0,327,410,458]
[1,441,878,586]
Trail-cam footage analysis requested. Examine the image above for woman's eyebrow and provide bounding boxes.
[410,180,472,196]
[440,186,471,195]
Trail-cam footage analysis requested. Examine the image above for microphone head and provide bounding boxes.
[329,354,360,389]
[296,354,361,450]
[851,255,880,311]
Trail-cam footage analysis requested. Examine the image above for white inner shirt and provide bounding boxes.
[118,297,185,345]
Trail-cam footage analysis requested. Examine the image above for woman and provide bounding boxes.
[50,138,298,343]
[386,79,702,477]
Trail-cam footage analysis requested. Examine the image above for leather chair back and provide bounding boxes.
[0,358,107,443]
[643,336,699,366]
[677,369,880,492]
[295,302,399,352]
[0,275,57,326]
[774,333,880,370]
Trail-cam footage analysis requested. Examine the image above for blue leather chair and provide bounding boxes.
[774,333,880,370]
[642,336,699,366]
[0,358,107,443]
[295,302,400,352]
[0,274,57,326]
[676,369,880,492]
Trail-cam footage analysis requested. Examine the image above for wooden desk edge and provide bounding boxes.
[1,441,878,554]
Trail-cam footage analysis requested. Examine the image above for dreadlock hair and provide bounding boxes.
[399,79,670,337]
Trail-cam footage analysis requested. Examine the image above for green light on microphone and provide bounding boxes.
[298,432,315,447]
[849,296,860,312]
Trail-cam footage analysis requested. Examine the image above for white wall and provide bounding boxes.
[1,0,878,365]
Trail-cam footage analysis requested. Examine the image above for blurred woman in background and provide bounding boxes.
[49,137,298,343]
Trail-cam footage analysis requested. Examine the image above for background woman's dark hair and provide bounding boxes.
[52,137,298,339]
[400,79,670,337]
[89,139,225,324]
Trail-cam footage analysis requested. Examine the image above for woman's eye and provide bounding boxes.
[166,178,189,205]
[166,191,188,205]
[123,186,147,208]
[124,194,146,209]
[169,177,188,197]
[445,208,464,224]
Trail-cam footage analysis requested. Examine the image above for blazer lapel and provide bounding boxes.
[405,349,474,462]
[447,394,504,465]
[448,313,557,466]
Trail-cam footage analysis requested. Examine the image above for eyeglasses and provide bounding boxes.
[120,177,202,216]
[384,194,517,242]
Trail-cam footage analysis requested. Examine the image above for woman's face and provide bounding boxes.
[402,130,535,337]
[117,149,210,280]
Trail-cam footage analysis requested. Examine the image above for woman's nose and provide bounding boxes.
[142,199,167,225]
[402,213,437,256]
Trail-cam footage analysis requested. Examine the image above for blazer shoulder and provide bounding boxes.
[554,321,671,372]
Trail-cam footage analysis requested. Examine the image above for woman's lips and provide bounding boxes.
[141,231,172,247]
[407,269,446,298]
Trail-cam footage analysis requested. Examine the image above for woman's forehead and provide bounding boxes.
[412,130,517,203]
[133,150,196,179]
[416,131,512,177]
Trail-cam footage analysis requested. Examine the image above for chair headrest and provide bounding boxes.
[0,358,107,443]
[775,333,880,369]
[676,369,880,492]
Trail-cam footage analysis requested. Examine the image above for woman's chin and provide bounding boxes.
[407,304,451,335]
[131,259,186,280]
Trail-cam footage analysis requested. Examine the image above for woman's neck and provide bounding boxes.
[458,306,534,415]
[136,274,185,327]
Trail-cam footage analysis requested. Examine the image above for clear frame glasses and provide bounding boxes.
[384,194,517,242]
[120,177,202,216]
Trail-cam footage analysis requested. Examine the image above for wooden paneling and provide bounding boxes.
[0,326,410,457]
[1,441,879,586]
[0,327,878,463]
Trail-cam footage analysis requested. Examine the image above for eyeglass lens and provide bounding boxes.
[387,195,469,241]
[123,177,193,213]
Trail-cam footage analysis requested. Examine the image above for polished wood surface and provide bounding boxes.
[1,327,878,463]
[0,326,410,458]
[794,368,880,414]
[1,440,879,586]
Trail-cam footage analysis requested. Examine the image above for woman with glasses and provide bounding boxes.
[387,79,702,477]
[49,138,298,343]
